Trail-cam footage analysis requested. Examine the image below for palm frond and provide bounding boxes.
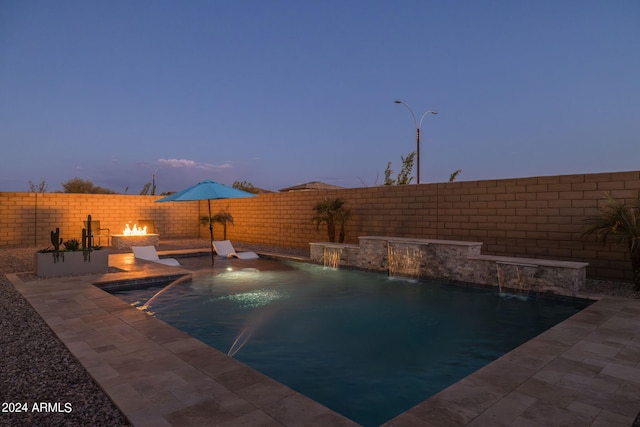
[583,191,640,247]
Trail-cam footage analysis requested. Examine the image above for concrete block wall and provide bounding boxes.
[0,193,202,248]
[2,170,638,281]
[210,171,639,281]
[203,190,346,247]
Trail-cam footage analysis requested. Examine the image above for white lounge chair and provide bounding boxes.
[212,240,259,259]
[132,246,181,266]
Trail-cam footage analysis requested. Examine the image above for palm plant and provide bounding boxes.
[335,207,351,244]
[583,192,640,290]
[312,198,350,243]
[200,210,234,240]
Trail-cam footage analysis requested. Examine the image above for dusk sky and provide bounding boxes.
[1,1,638,194]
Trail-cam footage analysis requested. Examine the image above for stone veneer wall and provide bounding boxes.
[1,170,638,281]
[111,234,160,250]
[310,237,588,295]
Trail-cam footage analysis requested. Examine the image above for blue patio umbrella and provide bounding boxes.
[155,180,256,266]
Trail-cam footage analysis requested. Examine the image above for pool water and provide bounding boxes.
[112,260,591,426]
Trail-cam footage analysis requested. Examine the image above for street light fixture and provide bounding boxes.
[394,100,437,184]
[152,167,161,195]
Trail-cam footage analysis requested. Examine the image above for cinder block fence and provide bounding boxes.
[1,170,638,281]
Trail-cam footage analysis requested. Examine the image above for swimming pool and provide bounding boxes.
[111,259,591,426]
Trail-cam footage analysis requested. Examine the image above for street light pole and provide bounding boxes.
[394,100,437,184]
[152,167,160,195]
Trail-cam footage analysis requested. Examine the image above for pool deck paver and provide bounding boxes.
[8,252,640,426]
[383,296,640,427]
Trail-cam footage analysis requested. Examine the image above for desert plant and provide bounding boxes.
[63,239,80,251]
[335,207,351,244]
[50,228,62,250]
[61,177,116,194]
[449,169,462,182]
[312,198,350,243]
[83,214,93,249]
[37,218,102,266]
[200,210,234,240]
[583,192,640,290]
[28,179,48,193]
[50,227,63,262]
[384,152,416,186]
[82,214,94,260]
[139,182,152,195]
[232,180,260,194]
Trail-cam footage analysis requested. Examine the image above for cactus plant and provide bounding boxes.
[83,214,93,261]
[81,228,87,250]
[35,216,108,275]
[50,228,62,249]
[86,214,93,248]
[37,215,104,266]
[50,228,63,263]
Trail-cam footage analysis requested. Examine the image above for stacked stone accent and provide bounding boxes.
[310,236,588,295]
[111,234,160,250]
[311,236,588,295]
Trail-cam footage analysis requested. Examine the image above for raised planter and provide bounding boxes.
[35,250,109,278]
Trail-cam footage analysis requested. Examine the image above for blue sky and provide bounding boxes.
[1,1,638,194]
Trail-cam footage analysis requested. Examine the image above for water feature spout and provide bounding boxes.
[496,262,537,298]
[139,274,192,311]
[323,246,343,268]
[227,302,280,357]
[228,326,254,357]
[387,243,423,279]
[496,264,505,293]
[516,266,524,291]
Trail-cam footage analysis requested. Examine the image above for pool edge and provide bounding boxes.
[9,253,640,426]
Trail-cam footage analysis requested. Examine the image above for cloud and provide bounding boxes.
[157,158,232,170]
[204,162,232,170]
[158,158,197,168]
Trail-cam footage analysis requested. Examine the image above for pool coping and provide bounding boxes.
[9,252,640,426]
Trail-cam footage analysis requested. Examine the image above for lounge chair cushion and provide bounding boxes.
[212,240,259,259]
[132,246,181,266]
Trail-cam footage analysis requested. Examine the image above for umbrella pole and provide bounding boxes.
[208,200,215,267]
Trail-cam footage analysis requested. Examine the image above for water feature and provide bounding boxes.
[387,242,423,279]
[137,274,192,311]
[228,326,254,357]
[111,259,590,426]
[323,246,343,268]
[496,262,538,299]
[312,237,588,294]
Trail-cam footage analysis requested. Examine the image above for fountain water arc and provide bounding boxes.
[140,274,192,311]
[228,326,255,357]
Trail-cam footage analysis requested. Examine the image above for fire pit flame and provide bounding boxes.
[123,224,147,236]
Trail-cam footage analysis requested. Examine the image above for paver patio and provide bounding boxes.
[8,251,640,426]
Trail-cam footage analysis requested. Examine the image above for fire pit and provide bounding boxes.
[111,223,160,250]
